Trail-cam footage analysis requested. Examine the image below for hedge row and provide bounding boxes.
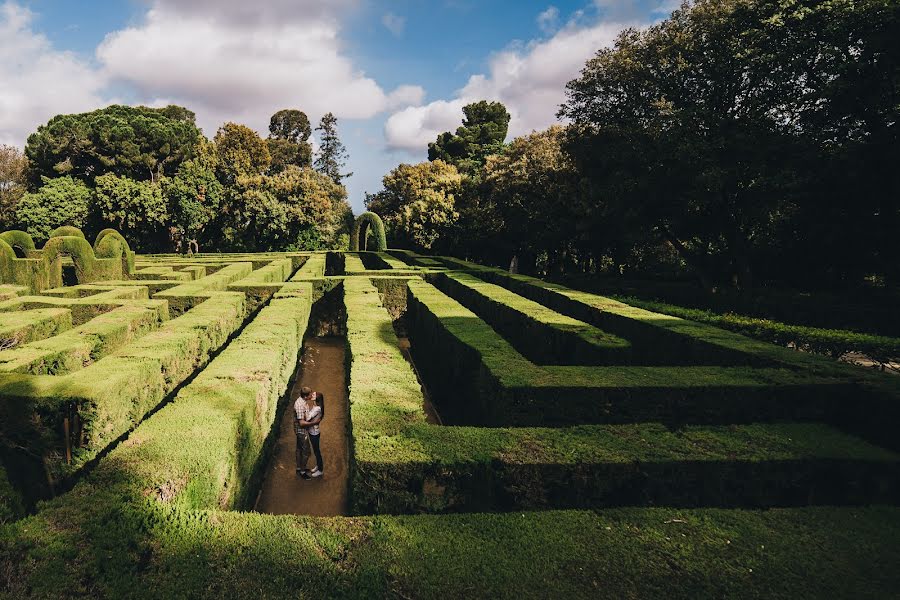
[132,265,193,281]
[0,290,248,509]
[0,301,167,375]
[291,253,326,279]
[155,262,253,314]
[614,295,900,366]
[406,279,851,428]
[348,277,898,514]
[226,257,297,313]
[3,503,900,598]
[0,307,72,347]
[0,286,151,325]
[0,281,312,597]
[438,257,900,451]
[432,271,632,365]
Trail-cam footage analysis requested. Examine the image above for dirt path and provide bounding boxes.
[255,337,349,516]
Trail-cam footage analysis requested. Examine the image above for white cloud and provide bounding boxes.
[381,12,406,37]
[96,1,421,136]
[384,17,631,151]
[0,2,107,146]
[537,6,560,33]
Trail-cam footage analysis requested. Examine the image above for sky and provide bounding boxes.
[0,0,677,212]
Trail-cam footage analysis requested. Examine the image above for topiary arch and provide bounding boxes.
[350,212,387,251]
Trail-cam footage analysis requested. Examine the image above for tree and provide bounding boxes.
[314,113,352,184]
[366,160,461,251]
[428,101,510,172]
[162,140,224,253]
[0,145,27,230]
[227,166,351,251]
[93,174,169,252]
[15,177,91,243]
[482,126,583,274]
[559,0,890,290]
[24,105,201,185]
[268,109,313,173]
[214,122,271,185]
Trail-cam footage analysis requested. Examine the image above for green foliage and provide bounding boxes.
[93,174,168,250]
[350,212,387,251]
[267,109,312,172]
[617,296,900,367]
[214,122,271,185]
[0,145,27,230]
[428,100,510,172]
[161,139,223,253]
[15,177,90,243]
[366,160,461,250]
[0,230,35,254]
[313,112,351,184]
[24,104,200,185]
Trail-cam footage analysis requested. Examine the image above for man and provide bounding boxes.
[294,386,324,479]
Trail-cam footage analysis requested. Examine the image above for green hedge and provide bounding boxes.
[291,253,326,279]
[406,279,851,428]
[155,262,253,315]
[0,308,73,347]
[432,271,632,365]
[350,211,387,251]
[0,291,248,506]
[0,302,167,375]
[348,277,897,514]
[615,295,900,367]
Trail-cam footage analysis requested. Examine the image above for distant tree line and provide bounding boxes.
[0,106,353,253]
[368,0,899,292]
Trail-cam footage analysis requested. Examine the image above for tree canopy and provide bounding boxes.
[428,101,510,173]
[267,109,313,173]
[24,105,201,186]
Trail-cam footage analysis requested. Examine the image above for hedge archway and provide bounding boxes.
[350,212,387,251]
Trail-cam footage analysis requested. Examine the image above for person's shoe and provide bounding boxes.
[298,470,311,480]
[311,468,323,478]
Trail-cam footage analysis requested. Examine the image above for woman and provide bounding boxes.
[294,386,324,479]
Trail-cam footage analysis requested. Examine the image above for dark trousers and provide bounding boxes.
[309,433,323,472]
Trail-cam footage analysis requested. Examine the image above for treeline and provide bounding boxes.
[0,106,353,253]
[368,0,899,292]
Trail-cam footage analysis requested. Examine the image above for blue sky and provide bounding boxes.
[0,0,673,211]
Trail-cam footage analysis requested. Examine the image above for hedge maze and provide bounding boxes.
[1,236,899,598]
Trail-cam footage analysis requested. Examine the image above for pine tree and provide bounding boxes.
[313,112,352,184]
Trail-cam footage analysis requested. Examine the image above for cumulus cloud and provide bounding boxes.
[0,2,107,146]
[97,1,422,136]
[537,6,560,33]
[383,17,630,151]
[381,12,406,37]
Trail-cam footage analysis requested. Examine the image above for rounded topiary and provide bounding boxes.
[42,236,97,283]
[94,229,135,277]
[0,230,36,255]
[350,212,387,251]
[48,226,86,240]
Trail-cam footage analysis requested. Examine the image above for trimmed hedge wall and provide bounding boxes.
[0,291,248,506]
[350,211,387,251]
[348,277,898,515]
[0,308,72,347]
[155,262,253,315]
[406,279,852,428]
[615,295,900,367]
[432,271,632,365]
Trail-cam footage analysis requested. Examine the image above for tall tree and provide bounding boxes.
[0,145,27,230]
[214,122,271,185]
[428,101,510,173]
[366,160,462,251]
[24,105,201,185]
[314,112,352,184]
[267,109,313,173]
[162,140,224,253]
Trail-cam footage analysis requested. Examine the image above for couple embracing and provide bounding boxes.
[294,386,324,480]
